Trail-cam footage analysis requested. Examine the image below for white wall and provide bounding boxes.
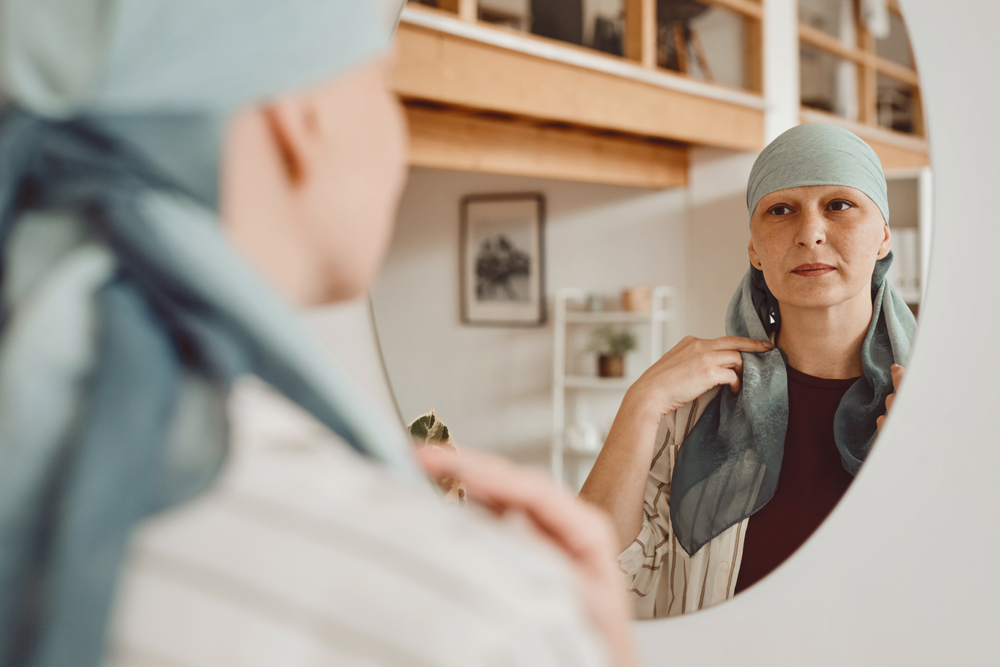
[371,150,767,465]
[683,147,760,338]
[371,167,689,464]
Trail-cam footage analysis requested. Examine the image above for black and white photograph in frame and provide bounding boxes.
[460,193,546,326]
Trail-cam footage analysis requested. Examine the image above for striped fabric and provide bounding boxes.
[106,378,609,667]
[617,387,749,619]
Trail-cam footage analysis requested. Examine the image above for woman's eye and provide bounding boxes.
[828,200,854,211]
[768,205,792,215]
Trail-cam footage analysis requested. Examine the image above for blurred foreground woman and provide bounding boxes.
[0,1,633,665]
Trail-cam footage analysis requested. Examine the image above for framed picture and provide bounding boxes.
[460,193,546,326]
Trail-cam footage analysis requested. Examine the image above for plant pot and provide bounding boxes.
[598,353,625,378]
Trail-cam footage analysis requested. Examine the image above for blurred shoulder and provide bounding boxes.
[108,378,608,667]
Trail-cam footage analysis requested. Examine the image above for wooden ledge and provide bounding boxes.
[392,19,764,152]
[405,104,688,189]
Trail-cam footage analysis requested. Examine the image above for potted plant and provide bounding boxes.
[592,327,637,378]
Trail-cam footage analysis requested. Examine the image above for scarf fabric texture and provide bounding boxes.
[0,2,415,666]
[669,123,918,556]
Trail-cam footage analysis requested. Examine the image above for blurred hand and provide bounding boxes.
[417,447,636,667]
[876,364,905,433]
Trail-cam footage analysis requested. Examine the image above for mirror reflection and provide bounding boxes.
[377,0,931,619]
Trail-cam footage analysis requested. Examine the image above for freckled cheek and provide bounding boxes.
[752,229,789,268]
[832,226,880,262]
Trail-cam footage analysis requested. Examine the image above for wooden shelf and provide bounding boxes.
[405,104,688,189]
[564,311,657,324]
[393,6,765,153]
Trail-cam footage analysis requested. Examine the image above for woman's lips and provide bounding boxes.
[792,263,836,276]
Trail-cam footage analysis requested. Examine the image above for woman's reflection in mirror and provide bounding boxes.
[580,123,916,619]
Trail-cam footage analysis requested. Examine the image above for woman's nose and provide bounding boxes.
[795,208,826,247]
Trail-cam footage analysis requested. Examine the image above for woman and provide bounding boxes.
[580,122,916,619]
[0,1,633,665]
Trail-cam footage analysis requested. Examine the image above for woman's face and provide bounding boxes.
[748,184,891,310]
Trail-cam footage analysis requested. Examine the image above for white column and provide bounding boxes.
[762,0,800,142]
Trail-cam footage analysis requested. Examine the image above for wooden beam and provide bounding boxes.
[856,13,878,126]
[800,25,919,88]
[436,0,476,21]
[405,105,688,188]
[702,0,763,20]
[875,56,920,87]
[909,83,926,138]
[392,22,764,151]
[799,23,866,64]
[624,0,656,69]
[744,16,763,94]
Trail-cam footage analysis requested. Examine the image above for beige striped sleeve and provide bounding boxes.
[107,379,611,667]
[615,388,746,619]
[616,402,683,593]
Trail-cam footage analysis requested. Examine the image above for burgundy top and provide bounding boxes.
[733,365,859,594]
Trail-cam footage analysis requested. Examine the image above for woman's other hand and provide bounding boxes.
[418,447,636,667]
[623,335,775,420]
[876,363,905,433]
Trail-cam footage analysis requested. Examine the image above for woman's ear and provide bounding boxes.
[262,97,321,186]
[748,238,762,269]
[877,224,892,259]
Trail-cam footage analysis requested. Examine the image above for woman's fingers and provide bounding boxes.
[419,448,638,667]
[877,364,906,434]
[724,352,743,393]
[890,363,905,390]
[417,447,615,561]
[714,336,775,353]
[725,368,741,394]
[885,364,905,413]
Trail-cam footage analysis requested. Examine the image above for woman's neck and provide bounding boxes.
[776,291,873,379]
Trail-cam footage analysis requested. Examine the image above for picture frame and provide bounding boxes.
[460,192,546,327]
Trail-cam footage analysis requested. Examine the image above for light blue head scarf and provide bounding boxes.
[0,2,413,665]
[669,123,918,556]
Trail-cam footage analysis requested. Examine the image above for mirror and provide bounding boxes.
[374,0,932,620]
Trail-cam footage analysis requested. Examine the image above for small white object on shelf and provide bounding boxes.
[551,286,677,487]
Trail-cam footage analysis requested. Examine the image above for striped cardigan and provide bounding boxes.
[617,387,749,619]
[107,379,609,667]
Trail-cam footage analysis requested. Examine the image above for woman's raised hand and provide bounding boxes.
[876,363,905,433]
[580,334,774,552]
[623,335,775,419]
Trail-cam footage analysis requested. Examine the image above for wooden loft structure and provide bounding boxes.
[391,0,766,189]
[391,0,930,188]
[798,0,929,172]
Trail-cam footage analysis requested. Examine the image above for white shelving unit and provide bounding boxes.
[551,287,678,486]
[885,166,933,307]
